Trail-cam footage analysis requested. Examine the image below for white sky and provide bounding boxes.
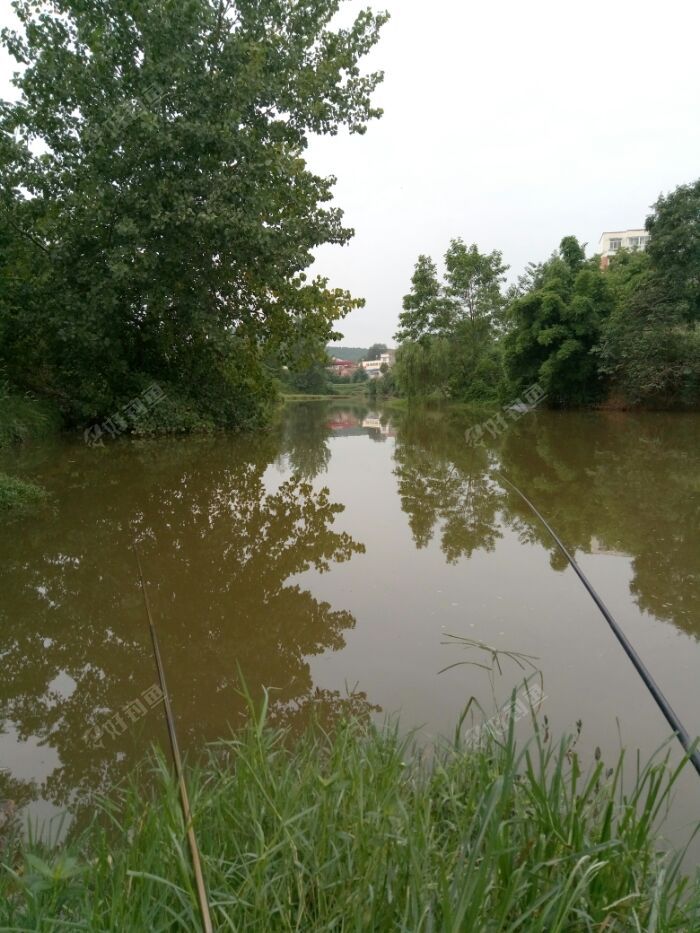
[2,0,699,346]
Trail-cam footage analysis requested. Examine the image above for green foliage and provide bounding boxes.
[444,238,508,330]
[0,386,56,509]
[395,254,448,343]
[447,327,504,403]
[558,235,586,271]
[0,0,387,430]
[395,184,700,411]
[394,243,508,403]
[326,372,351,385]
[394,337,451,398]
[603,247,651,303]
[365,342,388,361]
[285,360,330,396]
[0,472,47,510]
[594,180,700,407]
[646,178,700,323]
[2,704,699,929]
[0,388,61,448]
[273,330,334,396]
[351,366,369,383]
[366,369,396,402]
[504,238,614,406]
[597,282,700,407]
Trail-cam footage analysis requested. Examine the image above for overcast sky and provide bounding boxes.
[2,0,699,347]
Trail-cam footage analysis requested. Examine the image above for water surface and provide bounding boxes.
[1,403,699,852]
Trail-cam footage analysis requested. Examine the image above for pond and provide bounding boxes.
[1,402,699,856]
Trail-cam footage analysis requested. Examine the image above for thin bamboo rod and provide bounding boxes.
[134,543,214,933]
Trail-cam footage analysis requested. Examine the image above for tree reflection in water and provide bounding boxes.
[0,428,368,816]
[391,407,699,639]
[393,413,503,561]
[2,403,697,826]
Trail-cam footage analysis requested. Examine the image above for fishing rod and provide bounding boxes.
[134,542,214,933]
[498,473,700,779]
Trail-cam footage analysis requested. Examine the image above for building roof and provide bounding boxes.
[599,229,647,238]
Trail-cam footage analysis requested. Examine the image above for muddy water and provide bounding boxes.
[1,403,699,854]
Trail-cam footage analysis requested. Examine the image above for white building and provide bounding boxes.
[598,229,649,268]
[361,351,395,378]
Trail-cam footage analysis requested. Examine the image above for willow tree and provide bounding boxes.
[0,0,387,428]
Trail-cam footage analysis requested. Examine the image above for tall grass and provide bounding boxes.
[1,697,699,931]
[0,384,59,509]
[0,388,61,449]
[0,472,47,511]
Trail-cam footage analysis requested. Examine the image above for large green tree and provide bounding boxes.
[394,336,451,398]
[0,0,387,428]
[596,180,700,407]
[395,254,448,343]
[442,239,507,400]
[394,243,507,401]
[365,342,388,361]
[504,237,614,406]
[443,239,508,330]
[646,178,700,324]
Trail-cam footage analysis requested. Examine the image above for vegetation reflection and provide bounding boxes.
[0,428,369,815]
[392,408,699,638]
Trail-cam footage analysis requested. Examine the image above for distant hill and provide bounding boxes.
[326,346,368,362]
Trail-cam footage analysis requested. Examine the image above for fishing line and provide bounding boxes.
[134,541,214,933]
[497,473,700,779]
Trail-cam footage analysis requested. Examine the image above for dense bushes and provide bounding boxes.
[503,246,615,407]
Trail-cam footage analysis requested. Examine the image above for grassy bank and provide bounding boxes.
[0,390,60,510]
[2,703,699,930]
[0,472,47,511]
[0,392,62,449]
[379,395,500,411]
[281,384,370,402]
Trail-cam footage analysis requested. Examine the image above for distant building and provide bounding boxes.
[327,357,358,377]
[360,360,382,378]
[598,229,650,269]
[360,351,395,378]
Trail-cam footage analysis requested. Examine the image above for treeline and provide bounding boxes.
[0,0,387,434]
[393,179,700,408]
[278,343,394,396]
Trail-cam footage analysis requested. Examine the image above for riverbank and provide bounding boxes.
[281,384,369,402]
[375,391,700,414]
[1,704,698,930]
[0,392,62,510]
[379,395,496,410]
[0,387,365,511]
